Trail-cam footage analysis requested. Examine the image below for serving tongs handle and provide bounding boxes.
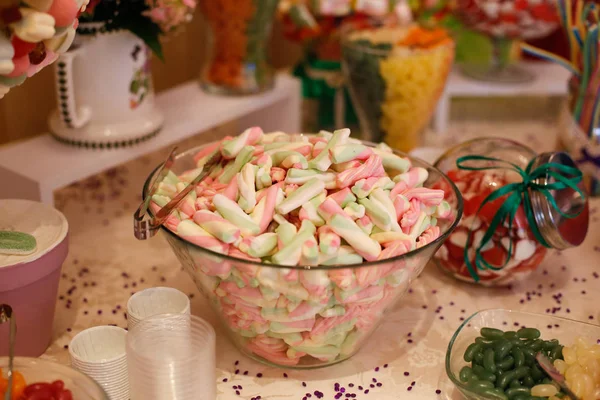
[134,149,222,240]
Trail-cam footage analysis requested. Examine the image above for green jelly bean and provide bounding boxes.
[474,352,485,365]
[473,364,487,377]
[506,387,531,399]
[473,365,497,383]
[459,366,474,382]
[509,380,522,389]
[476,337,497,347]
[512,347,525,368]
[495,340,514,361]
[498,370,518,389]
[543,339,559,351]
[481,328,505,339]
[517,328,541,340]
[528,339,543,352]
[514,366,531,380]
[469,380,495,391]
[530,365,544,382]
[521,347,536,366]
[510,338,525,348]
[503,331,518,340]
[482,388,509,400]
[464,343,482,362]
[522,376,535,387]
[513,395,531,400]
[484,348,497,373]
[497,356,515,371]
[550,345,563,360]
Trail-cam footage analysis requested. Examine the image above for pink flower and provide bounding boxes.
[143,0,196,33]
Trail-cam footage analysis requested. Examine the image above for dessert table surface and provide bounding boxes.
[43,120,600,400]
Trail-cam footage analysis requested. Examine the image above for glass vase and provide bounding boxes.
[199,0,280,95]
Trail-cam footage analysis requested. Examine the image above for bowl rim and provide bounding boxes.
[142,135,464,270]
[445,308,600,399]
[0,356,109,398]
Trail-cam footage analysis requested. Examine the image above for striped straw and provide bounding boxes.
[521,43,581,76]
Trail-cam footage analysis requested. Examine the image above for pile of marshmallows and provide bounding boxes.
[151,128,453,365]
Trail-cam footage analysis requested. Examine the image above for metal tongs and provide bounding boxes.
[1,304,16,400]
[133,147,222,240]
[536,352,580,400]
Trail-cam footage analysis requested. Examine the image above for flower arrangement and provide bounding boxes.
[79,0,196,60]
[0,0,89,99]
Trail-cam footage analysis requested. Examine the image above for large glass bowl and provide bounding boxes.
[142,138,463,368]
[0,357,109,399]
[341,29,454,153]
[446,309,600,400]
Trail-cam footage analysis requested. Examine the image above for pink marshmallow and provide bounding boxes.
[310,312,356,338]
[222,177,239,201]
[256,184,279,233]
[416,226,441,248]
[336,155,386,188]
[403,188,444,207]
[390,181,408,199]
[193,140,224,164]
[400,199,421,231]
[271,167,286,183]
[229,247,261,262]
[328,268,356,291]
[393,194,411,220]
[378,239,412,259]
[326,187,355,207]
[337,284,384,305]
[219,281,263,300]
[317,198,351,224]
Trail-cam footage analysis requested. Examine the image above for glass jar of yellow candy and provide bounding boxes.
[341,25,454,153]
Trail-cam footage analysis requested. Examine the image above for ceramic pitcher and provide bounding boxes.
[48,24,163,148]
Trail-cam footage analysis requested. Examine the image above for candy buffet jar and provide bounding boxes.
[455,0,559,83]
[199,0,280,95]
[341,26,454,153]
[142,138,463,368]
[433,138,589,287]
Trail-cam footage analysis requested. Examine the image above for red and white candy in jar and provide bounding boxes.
[432,138,589,286]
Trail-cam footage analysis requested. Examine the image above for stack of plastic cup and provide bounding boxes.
[69,326,129,400]
[126,313,216,400]
[127,287,191,331]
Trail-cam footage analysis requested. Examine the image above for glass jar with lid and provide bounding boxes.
[433,138,589,286]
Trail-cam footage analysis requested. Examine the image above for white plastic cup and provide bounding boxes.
[127,287,191,330]
[69,326,129,400]
[126,313,216,400]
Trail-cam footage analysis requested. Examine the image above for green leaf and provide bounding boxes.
[123,16,164,61]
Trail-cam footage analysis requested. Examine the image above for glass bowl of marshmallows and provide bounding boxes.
[142,128,463,368]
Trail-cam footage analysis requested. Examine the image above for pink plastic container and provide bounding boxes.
[0,199,69,357]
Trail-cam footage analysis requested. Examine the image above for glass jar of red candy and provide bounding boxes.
[432,138,589,287]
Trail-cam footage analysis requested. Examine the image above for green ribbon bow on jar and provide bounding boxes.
[455,155,586,282]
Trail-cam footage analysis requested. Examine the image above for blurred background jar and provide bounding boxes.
[433,138,589,287]
[199,0,281,95]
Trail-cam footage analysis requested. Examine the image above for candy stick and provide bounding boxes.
[317,197,352,224]
[271,151,308,169]
[286,168,336,186]
[151,194,171,208]
[193,210,241,244]
[326,187,357,208]
[238,233,278,258]
[329,214,381,261]
[177,220,229,254]
[434,200,452,219]
[300,236,319,266]
[318,226,342,256]
[272,220,317,265]
[377,239,412,260]
[574,25,598,122]
[393,167,428,188]
[229,247,261,262]
[195,196,212,211]
[264,141,312,153]
[276,178,326,215]
[351,177,394,198]
[356,215,374,235]
[328,265,356,290]
[213,194,261,236]
[403,187,444,206]
[218,146,255,184]
[156,182,178,197]
[408,212,431,239]
[370,188,400,231]
[299,191,327,226]
[371,231,414,246]
[330,144,373,164]
[393,194,411,218]
[271,167,287,183]
[220,127,263,159]
[336,155,386,188]
[331,160,362,172]
[343,202,365,219]
[359,197,393,231]
[250,184,280,233]
[308,128,351,171]
[194,139,224,165]
[222,177,239,201]
[372,148,411,172]
[238,163,258,213]
[400,199,421,231]
[520,43,580,76]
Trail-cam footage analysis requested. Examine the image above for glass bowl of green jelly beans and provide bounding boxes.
[446,309,600,400]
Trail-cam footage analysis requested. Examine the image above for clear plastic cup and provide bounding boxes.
[126,313,216,400]
[127,287,191,331]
